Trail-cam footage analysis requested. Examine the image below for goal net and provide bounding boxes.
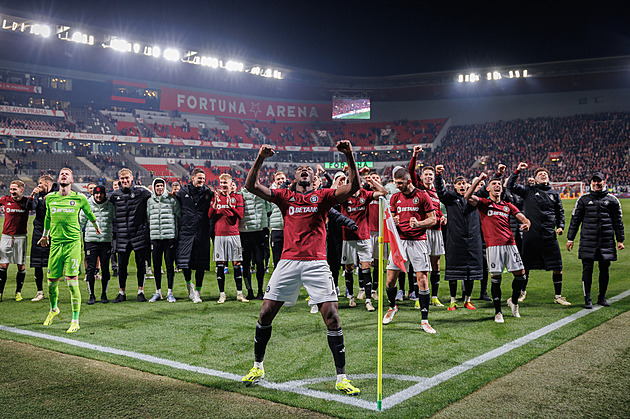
[550,181,584,199]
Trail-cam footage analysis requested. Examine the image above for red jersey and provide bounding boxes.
[270,188,337,260]
[368,198,380,233]
[0,195,29,236]
[341,188,375,241]
[208,192,244,236]
[408,153,443,230]
[390,188,434,241]
[476,197,521,247]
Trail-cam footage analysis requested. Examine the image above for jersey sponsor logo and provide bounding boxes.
[310,195,319,203]
[50,206,76,214]
[288,206,318,216]
[347,205,366,213]
[4,207,25,213]
[397,206,419,213]
[217,204,232,210]
[487,209,509,218]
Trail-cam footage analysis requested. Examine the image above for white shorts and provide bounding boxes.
[0,234,27,265]
[213,235,243,262]
[341,239,372,265]
[486,245,524,275]
[426,229,445,257]
[264,259,337,306]
[370,231,389,260]
[386,239,430,272]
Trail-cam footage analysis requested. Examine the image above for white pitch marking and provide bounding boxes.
[1,289,628,412]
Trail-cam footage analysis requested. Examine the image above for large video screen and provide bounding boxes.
[332,98,371,120]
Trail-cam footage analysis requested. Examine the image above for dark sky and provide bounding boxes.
[3,1,629,77]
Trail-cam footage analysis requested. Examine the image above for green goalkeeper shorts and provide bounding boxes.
[48,240,83,279]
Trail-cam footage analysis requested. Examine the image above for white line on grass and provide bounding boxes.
[1,289,628,412]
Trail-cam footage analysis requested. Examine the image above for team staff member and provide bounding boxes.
[434,165,481,311]
[507,162,570,306]
[80,185,114,305]
[240,184,271,301]
[40,168,100,333]
[242,141,362,396]
[110,168,152,303]
[0,180,29,302]
[567,172,625,308]
[27,175,58,302]
[176,168,213,303]
[147,178,181,303]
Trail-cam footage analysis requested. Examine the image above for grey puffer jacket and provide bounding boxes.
[239,187,271,232]
[147,178,181,240]
[80,195,115,243]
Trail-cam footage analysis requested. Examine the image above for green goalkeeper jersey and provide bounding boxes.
[44,191,96,243]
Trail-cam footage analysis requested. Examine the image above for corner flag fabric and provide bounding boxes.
[380,196,407,273]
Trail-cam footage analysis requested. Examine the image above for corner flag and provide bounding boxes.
[380,197,407,273]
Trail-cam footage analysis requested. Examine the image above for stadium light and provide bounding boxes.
[133,43,141,54]
[30,23,50,37]
[225,60,244,72]
[110,38,131,52]
[163,48,180,61]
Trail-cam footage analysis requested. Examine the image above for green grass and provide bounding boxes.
[0,199,628,418]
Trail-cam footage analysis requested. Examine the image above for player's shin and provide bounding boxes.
[327,328,346,375]
[418,289,430,320]
[48,280,59,311]
[512,275,525,305]
[360,268,371,299]
[216,263,226,293]
[344,268,354,297]
[16,269,26,294]
[254,322,272,364]
[430,271,440,298]
[0,268,7,294]
[491,276,502,314]
[67,279,81,321]
[552,272,562,296]
[234,264,243,292]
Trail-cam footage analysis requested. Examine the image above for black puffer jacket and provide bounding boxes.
[435,175,483,281]
[27,183,59,267]
[110,185,152,252]
[507,173,564,241]
[176,183,213,270]
[567,191,625,261]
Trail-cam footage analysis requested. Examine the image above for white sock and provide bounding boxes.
[237,290,243,296]
[156,289,161,296]
[138,289,144,295]
[336,373,347,384]
[451,297,456,303]
[464,295,470,303]
[120,290,126,295]
[555,294,561,299]
[254,361,263,369]
[167,288,173,294]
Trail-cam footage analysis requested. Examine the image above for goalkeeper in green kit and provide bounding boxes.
[39,168,100,333]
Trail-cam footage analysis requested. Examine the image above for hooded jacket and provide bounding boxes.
[176,182,213,270]
[147,178,181,240]
[110,184,152,251]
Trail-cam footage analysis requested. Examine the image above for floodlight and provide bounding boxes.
[133,43,141,54]
[225,60,244,72]
[110,38,130,52]
[164,48,180,61]
[71,31,83,42]
[31,24,51,37]
[152,46,161,58]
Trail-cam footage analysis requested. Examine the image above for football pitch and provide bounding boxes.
[0,199,628,417]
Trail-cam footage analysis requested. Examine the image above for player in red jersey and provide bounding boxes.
[0,180,30,302]
[339,172,387,311]
[382,167,437,333]
[465,172,531,323]
[409,146,447,308]
[208,173,247,304]
[241,141,362,396]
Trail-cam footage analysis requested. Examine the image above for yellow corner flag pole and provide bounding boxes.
[377,197,385,410]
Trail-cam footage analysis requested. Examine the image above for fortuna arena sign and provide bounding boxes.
[0,127,430,152]
[159,87,331,122]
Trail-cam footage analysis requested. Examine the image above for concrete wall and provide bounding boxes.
[372,88,630,125]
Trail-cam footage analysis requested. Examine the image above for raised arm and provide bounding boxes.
[364,175,387,198]
[245,145,275,202]
[506,162,528,197]
[464,172,487,206]
[408,145,422,188]
[334,140,361,203]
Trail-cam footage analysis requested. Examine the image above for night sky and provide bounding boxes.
[2,1,629,77]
